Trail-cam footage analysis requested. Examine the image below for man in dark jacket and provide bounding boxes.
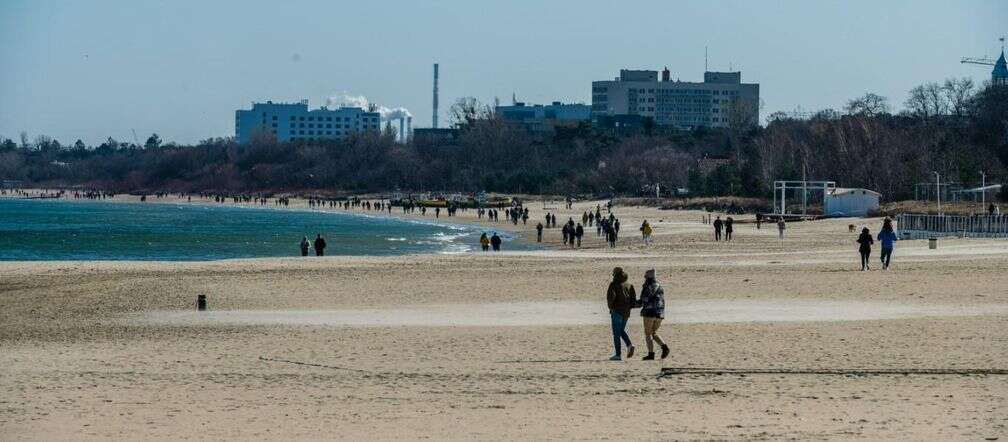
[313,234,326,256]
[713,216,723,241]
[490,232,502,251]
[606,267,636,360]
[638,269,669,360]
[535,222,543,243]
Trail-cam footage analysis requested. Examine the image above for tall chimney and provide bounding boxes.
[406,116,412,142]
[399,117,406,142]
[433,63,439,129]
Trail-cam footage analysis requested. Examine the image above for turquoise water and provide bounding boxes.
[0,199,520,261]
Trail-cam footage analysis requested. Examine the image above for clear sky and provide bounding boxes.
[1,0,1005,145]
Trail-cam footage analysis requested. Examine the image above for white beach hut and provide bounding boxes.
[824,188,881,217]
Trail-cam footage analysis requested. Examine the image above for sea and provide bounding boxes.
[0,198,521,261]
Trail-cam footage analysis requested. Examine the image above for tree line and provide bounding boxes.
[2,79,1006,201]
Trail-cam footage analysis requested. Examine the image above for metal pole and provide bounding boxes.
[981,171,986,209]
[934,172,941,214]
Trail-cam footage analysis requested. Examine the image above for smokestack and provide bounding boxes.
[433,63,439,129]
[399,117,405,142]
[406,116,412,142]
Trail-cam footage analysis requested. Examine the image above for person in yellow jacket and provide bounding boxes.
[479,233,490,252]
[640,220,654,245]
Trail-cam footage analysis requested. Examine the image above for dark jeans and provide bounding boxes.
[316,249,324,256]
[860,249,870,269]
[725,230,732,241]
[880,247,893,268]
[610,311,632,356]
[714,229,721,241]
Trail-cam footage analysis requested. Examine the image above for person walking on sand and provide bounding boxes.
[712,216,723,241]
[777,219,786,240]
[755,212,763,230]
[490,232,502,251]
[725,216,734,241]
[480,232,490,252]
[641,220,653,245]
[575,223,584,248]
[877,218,898,270]
[313,234,327,257]
[299,236,311,256]
[637,269,670,360]
[856,227,873,271]
[536,222,543,243]
[606,267,636,361]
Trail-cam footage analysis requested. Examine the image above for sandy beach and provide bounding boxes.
[1,197,1006,440]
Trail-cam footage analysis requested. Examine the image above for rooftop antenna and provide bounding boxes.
[705,46,708,71]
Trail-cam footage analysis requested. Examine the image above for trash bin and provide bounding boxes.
[196,295,207,311]
[928,238,937,250]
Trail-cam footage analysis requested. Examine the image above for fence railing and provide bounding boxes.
[896,213,1008,239]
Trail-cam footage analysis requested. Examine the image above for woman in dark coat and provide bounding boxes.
[856,227,873,271]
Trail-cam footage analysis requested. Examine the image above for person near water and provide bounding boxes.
[490,232,502,251]
[877,218,898,270]
[575,223,584,248]
[536,222,544,243]
[712,216,723,241]
[606,267,636,361]
[637,269,670,360]
[725,216,734,241]
[313,234,327,257]
[299,236,311,256]
[561,222,570,245]
[479,233,490,252]
[856,227,873,271]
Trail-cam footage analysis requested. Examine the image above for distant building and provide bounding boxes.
[412,128,460,148]
[494,101,591,134]
[591,67,759,130]
[824,188,881,217]
[993,50,1008,87]
[235,100,381,144]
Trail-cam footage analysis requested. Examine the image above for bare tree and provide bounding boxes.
[942,77,975,118]
[844,92,889,116]
[449,97,491,127]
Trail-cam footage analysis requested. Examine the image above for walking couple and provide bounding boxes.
[607,267,669,361]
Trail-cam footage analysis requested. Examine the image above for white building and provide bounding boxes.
[494,101,591,134]
[824,188,881,217]
[235,100,381,144]
[591,68,759,129]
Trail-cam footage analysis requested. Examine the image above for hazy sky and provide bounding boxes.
[1,0,1005,145]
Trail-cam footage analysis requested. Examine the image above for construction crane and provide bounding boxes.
[961,56,996,66]
[961,36,1005,67]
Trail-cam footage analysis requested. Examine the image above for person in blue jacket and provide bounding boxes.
[877,217,898,270]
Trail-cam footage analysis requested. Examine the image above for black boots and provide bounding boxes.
[642,352,655,360]
[660,344,670,360]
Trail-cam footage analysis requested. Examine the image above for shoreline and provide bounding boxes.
[0,194,537,259]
